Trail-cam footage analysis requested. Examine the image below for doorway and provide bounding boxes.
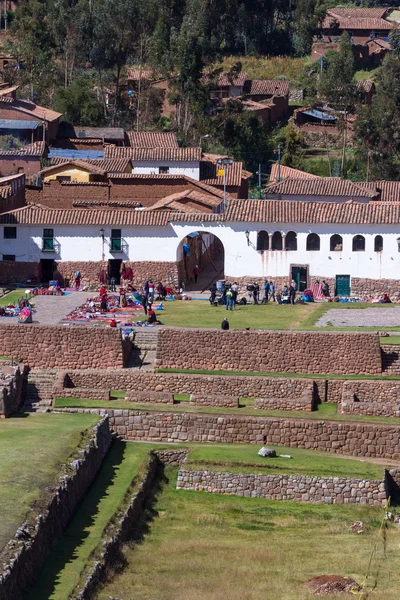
[40,259,55,283]
[291,265,308,292]
[335,274,350,296]
[108,259,122,284]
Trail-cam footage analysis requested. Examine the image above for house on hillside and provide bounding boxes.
[200,153,251,198]
[54,125,126,150]
[0,172,25,217]
[0,141,47,178]
[127,131,178,148]
[263,177,379,203]
[37,160,108,185]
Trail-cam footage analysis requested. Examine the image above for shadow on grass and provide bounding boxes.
[26,439,126,600]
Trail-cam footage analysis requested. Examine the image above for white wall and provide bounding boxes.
[132,161,200,180]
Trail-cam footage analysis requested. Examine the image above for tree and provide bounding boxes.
[389,29,400,59]
[53,78,102,125]
[278,126,305,169]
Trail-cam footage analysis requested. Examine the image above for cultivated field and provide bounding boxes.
[97,465,400,600]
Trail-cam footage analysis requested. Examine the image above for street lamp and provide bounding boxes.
[216,157,233,212]
[199,134,210,147]
[245,230,250,246]
[100,228,105,262]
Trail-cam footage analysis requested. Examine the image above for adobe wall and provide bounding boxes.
[64,370,321,401]
[155,329,383,375]
[0,325,126,369]
[177,470,386,506]
[0,417,111,600]
[0,260,39,285]
[56,408,400,460]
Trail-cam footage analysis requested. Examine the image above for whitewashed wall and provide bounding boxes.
[132,161,200,180]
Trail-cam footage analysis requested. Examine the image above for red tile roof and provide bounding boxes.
[0,141,46,157]
[107,173,228,198]
[148,189,222,211]
[39,160,107,176]
[104,145,202,161]
[49,156,132,173]
[264,177,378,199]
[200,156,247,187]
[127,131,178,148]
[225,199,400,224]
[323,9,394,30]
[358,181,400,202]
[126,68,157,81]
[326,8,388,19]
[203,71,248,87]
[243,79,290,97]
[7,99,62,122]
[356,79,375,93]
[269,164,319,183]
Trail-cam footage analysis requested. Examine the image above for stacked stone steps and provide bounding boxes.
[23,370,57,412]
[381,345,400,375]
[133,330,159,351]
[130,330,159,371]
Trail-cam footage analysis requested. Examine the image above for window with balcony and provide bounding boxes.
[42,228,54,251]
[4,227,16,239]
[111,229,122,252]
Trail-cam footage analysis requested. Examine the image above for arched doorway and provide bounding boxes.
[177,231,225,291]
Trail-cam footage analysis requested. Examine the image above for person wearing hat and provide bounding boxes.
[221,317,229,330]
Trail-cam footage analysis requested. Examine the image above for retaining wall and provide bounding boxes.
[176,469,386,505]
[0,417,112,600]
[0,325,127,369]
[190,394,239,408]
[155,329,383,375]
[125,390,174,404]
[0,365,28,417]
[255,395,314,412]
[55,408,400,460]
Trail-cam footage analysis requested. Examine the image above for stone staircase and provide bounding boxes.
[381,345,400,375]
[23,369,57,412]
[128,329,160,371]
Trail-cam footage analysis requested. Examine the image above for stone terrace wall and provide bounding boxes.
[343,380,400,404]
[0,325,126,369]
[177,470,386,506]
[59,388,111,400]
[0,260,39,285]
[255,395,314,412]
[0,365,28,417]
[340,397,400,418]
[155,330,382,375]
[64,370,332,403]
[0,417,111,600]
[190,394,239,408]
[125,390,174,404]
[56,409,400,460]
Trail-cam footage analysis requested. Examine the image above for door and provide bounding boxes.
[335,274,350,296]
[291,266,308,292]
[108,259,122,284]
[40,259,55,283]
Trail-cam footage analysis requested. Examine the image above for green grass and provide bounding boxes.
[28,440,150,600]
[53,397,400,426]
[184,443,385,479]
[0,412,99,552]
[354,66,381,81]
[0,290,33,306]
[379,336,400,345]
[110,389,126,399]
[98,466,400,600]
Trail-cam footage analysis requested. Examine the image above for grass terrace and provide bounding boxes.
[0,290,33,307]
[0,412,99,552]
[98,465,400,600]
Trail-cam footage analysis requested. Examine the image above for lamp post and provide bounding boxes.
[199,134,210,147]
[245,230,250,246]
[216,157,233,212]
[100,228,105,262]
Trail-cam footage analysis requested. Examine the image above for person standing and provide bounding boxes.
[253,282,259,305]
[226,287,234,310]
[148,280,155,303]
[193,265,200,283]
[231,282,239,305]
[289,283,296,305]
[264,280,270,302]
[209,282,217,304]
[269,281,275,302]
[322,280,330,297]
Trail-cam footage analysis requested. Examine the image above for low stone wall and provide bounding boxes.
[125,390,174,404]
[0,417,111,600]
[176,469,386,506]
[55,408,400,460]
[155,329,382,375]
[340,397,400,418]
[0,325,126,369]
[0,365,28,417]
[255,395,314,412]
[57,388,111,401]
[343,380,400,404]
[190,394,239,408]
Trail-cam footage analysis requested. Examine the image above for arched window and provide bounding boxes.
[330,234,343,251]
[285,231,297,251]
[352,235,365,252]
[374,235,383,252]
[271,231,282,251]
[257,230,269,251]
[306,233,320,251]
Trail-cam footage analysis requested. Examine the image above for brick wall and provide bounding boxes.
[177,470,386,505]
[58,408,400,460]
[0,325,126,369]
[155,329,383,375]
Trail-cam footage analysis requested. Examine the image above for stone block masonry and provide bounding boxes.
[156,329,383,375]
[0,365,28,417]
[176,470,386,506]
[55,408,400,460]
[0,325,126,369]
[190,394,239,407]
[58,388,111,401]
[125,390,174,404]
[255,395,314,412]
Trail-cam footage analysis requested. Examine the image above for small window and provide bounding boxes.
[330,234,343,251]
[4,226,16,239]
[159,166,169,174]
[44,228,54,238]
[111,229,122,252]
[271,231,282,251]
[56,175,71,182]
[17,167,24,174]
[285,231,297,251]
[306,233,320,251]
[2,254,15,261]
[43,228,54,251]
[256,230,269,251]
[374,235,383,252]
[352,235,365,252]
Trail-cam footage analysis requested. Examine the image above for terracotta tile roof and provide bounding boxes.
[57,125,125,141]
[39,159,107,176]
[0,204,221,226]
[358,181,400,202]
[270,164,320,183]
[104,145,202,161]
[264,177,378,199]
[243,79,289,97]
[323,9,394,30]
[326,8,388,20]
[356,79,375,93]
[107,173,228,198]
[225,198,400,224]
[200,159,243,187]
[148,189,222,211]
[0,85,18,97]
[126,68,157,81]
[0,141,46,157]
[127,131,178,148]
[0,185,12,198]
[0,96,15,104]
[203,71,247,87]
[72,200,142,208]
[10,99,62,122]
[87,158,132,172]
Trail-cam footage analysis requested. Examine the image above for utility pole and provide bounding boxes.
[258,163,261,188]
[217,157,233,213]
[277,143,281,182]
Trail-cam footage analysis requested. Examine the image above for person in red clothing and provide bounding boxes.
[110,318,117,327]
[99,285,107,296]
[193,265,200,283]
